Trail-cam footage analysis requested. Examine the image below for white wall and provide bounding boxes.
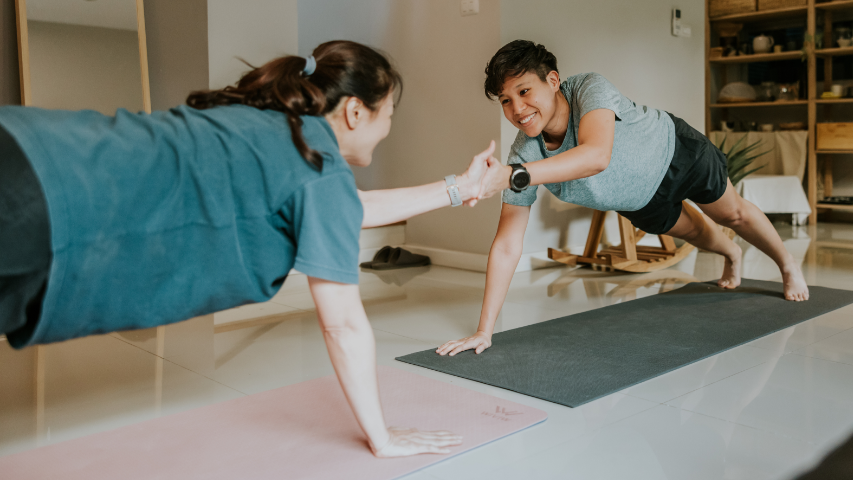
[207,0,298,89]
[500,0,706,255]
[299,0,503,256]
[201,0,707,266]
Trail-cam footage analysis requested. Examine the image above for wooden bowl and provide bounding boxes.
[779,122,806,130]
[714,22,743,38]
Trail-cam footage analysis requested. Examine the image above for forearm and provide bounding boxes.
[526,144,609,186]
[476,242,523,337]
[322,311,390,451]
[359,179,456,229]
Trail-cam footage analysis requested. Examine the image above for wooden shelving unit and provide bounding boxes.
[710,51,804,63]
[706,0,853,223]
[816,0,853,11]
[711,5,808,22]
[815,46,853,56]
[710,100,809,107]
[816,202,853,210]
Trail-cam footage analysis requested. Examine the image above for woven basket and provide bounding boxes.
[758,0,806,10]
[710,0,756,18]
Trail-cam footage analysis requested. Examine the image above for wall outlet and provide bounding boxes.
[461,0,479,16]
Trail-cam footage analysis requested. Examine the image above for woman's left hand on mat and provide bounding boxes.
[436,332,492,356]
[372,427,463,457]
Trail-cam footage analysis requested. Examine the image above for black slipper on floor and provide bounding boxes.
[372,248,430,270]
[359,246,396,269]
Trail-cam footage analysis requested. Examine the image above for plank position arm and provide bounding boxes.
[479,109,616,199]
[436,203,530,356]
[358,142,496,228]
[309,277,462,456]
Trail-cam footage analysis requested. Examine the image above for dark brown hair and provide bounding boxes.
[187,40,403,169]
[484,40,558,100]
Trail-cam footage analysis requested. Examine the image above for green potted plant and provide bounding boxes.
[713,135,768,239]
[716,135,767,187]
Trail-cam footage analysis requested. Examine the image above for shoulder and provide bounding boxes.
[564,72,616,93]
[508,128,541,164]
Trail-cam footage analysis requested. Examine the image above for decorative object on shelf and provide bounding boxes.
[821,91,843,99]
[710,47,725,59]
[836,27,852,47]
[817,123,853,151]
[714,22,744,37]
[722,121,736,132]
[760,123,775,132]
[753,33,775,53]
[715,136,768,186]
[714,22,743,56]
[831,84,846,97]
[709,0,756,18]
[774,44,784,53]
[719,82,757,103]
[758,81,778,101]
[777,82,799,101]
[821,196,853,205]
[758,0,806,10]
[779,122,806,131]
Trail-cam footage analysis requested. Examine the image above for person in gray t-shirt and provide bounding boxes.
[437,40,810,358]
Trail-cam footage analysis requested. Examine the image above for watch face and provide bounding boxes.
[512,170,531,190]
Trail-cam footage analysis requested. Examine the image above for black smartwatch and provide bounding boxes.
[509,164,531,193]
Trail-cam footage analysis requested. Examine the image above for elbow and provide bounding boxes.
[594,151,611,174]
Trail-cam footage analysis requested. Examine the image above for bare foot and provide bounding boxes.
[718,244,742,290]
[781,257,809,302]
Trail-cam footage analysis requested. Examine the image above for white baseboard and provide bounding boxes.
[400,244,586,273]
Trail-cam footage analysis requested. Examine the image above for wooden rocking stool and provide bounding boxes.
[547,202,696,273]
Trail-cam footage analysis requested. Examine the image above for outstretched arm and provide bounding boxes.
[479,109,615,199]
[358,141,495,228]
[437,203,530,356]
[308,277,463,457]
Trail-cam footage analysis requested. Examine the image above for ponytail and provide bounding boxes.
[187,41,403,170]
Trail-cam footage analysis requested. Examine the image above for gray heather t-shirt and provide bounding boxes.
[502,73,675,212]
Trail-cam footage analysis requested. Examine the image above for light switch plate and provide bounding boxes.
[461,0,479,16]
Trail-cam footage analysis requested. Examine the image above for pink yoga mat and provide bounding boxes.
[0,366,547,479]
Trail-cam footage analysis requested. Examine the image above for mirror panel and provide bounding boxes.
[19,0,148,115]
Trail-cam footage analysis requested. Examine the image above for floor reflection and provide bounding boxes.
[2,222,853,479]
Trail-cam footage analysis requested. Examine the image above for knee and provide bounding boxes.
[678,217,706,242]
[714,205,746,228]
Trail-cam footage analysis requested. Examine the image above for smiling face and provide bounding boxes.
[498,70,563,138]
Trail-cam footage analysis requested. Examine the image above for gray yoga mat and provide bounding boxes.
[396,279,853,408]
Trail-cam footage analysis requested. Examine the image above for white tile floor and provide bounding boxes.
[2,222,853,479]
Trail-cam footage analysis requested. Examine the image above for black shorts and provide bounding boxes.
[617,113,728,235]
[0,125,51,342]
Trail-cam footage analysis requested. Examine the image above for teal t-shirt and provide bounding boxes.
[502,73,676,212]
[0,105,363,348]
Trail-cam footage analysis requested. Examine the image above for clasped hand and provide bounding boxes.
[459,141,511,207]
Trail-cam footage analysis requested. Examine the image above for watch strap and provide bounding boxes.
[445,175,462,207]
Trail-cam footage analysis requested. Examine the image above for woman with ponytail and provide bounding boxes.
[0,40,497,456]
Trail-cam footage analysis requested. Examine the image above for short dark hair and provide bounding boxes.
[484,40,558,100]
